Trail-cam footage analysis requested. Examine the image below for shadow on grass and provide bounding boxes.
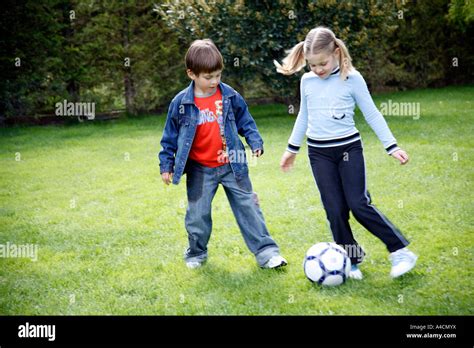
[192,262,288,292]
[391,269,425,286]
[302,267,426,303]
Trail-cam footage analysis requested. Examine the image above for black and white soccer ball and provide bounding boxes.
[303,242,351,286]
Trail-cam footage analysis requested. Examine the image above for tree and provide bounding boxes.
[158,0,473,100]
[0,0,186,118]
[0,0,74,117]
[74,0,186,115]
[157,0,404,103]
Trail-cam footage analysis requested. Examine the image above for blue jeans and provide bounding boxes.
[184,160,280,266]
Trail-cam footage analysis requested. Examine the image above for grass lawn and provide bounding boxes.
[0,85,473,315]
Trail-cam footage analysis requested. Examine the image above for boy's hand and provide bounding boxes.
[391,149,409,165]
[280,151,297,172]
[161,172,173,185]
[253,149,263,157]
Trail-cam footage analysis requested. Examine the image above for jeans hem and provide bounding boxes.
[255,246,280,266]
[184,250,208,263]
[387,240,410,253]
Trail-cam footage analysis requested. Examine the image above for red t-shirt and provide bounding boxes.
[189,87,228,167]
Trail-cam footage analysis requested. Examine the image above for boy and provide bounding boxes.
[159,39,287,269]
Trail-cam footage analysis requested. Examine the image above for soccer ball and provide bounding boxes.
[303,242,351,286]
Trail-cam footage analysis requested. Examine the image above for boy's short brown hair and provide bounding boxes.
[185,39,224,75]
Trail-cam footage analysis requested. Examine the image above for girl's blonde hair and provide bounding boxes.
[274,27,353,80]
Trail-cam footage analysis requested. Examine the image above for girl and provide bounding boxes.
[275,27,417,279]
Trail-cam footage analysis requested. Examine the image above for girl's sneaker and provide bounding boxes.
[349,264,363,280]
[389,247,417,278]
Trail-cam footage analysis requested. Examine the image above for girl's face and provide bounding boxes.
[307,49,340,79]
[187,69,222,95]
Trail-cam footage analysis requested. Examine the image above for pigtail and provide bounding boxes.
[274,41,306,75]
[334,38,353,80]
[275,28,354,80]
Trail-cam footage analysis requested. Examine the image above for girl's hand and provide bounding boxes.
[280,151,297,172]
[253,149,263,157]
[161,172,173,185]
[391,149,409,165]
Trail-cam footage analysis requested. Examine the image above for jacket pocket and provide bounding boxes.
[226,112,239,135]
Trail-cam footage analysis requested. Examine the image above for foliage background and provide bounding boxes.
[0,0,472,117]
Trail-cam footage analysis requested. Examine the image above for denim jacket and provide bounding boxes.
[159,81,264,185]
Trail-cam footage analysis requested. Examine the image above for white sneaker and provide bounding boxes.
[186,261,203,269]
[389,247,417,278]
[261,255,288,269]
[349,264,363,280]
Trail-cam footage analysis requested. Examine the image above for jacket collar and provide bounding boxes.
[181,81,237,104]
[330,66,340,76]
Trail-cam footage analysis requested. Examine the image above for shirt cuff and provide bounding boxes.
[386,143,400,155]
[287,143,301,154]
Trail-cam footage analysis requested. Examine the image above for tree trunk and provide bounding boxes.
[63,7,80,103]
[66,80,80,103]
[122,13,136,115]
[123,71,136,115]
[232,78,245,98]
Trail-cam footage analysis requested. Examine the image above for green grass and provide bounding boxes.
[0,85,473,315]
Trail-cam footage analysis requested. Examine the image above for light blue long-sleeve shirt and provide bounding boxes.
[287,67,400,155]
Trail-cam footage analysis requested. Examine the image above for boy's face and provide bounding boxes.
[306,49,340,79]
[187,69,222,94]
